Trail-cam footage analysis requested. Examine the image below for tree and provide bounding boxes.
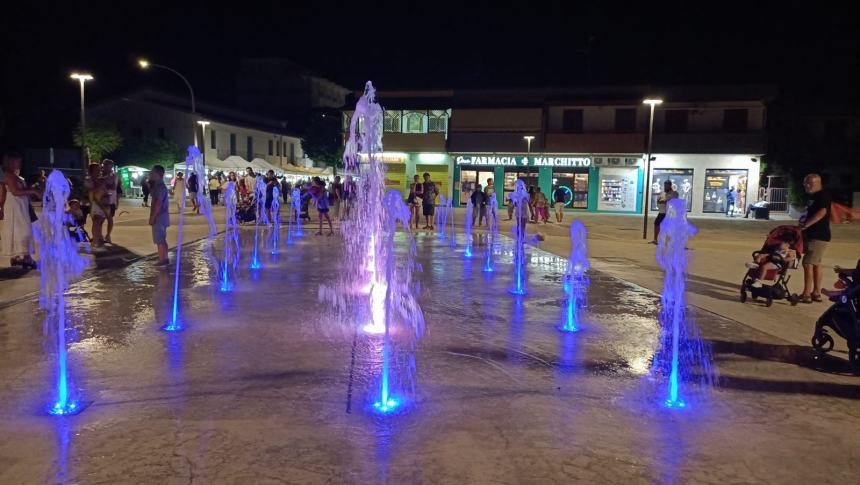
[120,137,185,170]
[300,108,343,170]
[72,120,123,163]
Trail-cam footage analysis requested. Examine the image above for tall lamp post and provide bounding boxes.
[137,59,198,147]
[641,98,663,240]
[523,135,535,184]
[70,73,94,168]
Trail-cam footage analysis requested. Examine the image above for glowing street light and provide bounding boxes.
[137,58,197,146]
[70,73,94,167]
[642,97,664,240]
[523,135,535,181]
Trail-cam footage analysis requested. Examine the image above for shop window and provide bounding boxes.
[704,169,748,214]
[614,108,637,132]
[383,110,401,132]
[552,171,589,209]
[650,168,693,212]
[664,110,688,132]
[723,109,748,133]
[403,111,426,133]
[562,109,584,133]
[428,110,448,133]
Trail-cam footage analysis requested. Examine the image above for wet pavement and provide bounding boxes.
[0,227,858,484]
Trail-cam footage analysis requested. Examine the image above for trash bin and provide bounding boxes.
[753,207,770,220]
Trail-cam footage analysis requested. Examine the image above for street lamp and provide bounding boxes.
[137,58,198,146]
[641,98,663,240]
[523,135,535,183]
[70,73,94,168]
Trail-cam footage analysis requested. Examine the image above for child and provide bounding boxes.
[304,177,333,236]
[66,199,88,242]
[148,165,171,266]
[534,188,549,223]
[750,235,796,287]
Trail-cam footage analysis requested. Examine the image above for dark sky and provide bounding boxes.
[2,1,858,147]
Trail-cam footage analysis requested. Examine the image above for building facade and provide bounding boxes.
[342,85,773,217]
[342,90,454,199]
[88,90,306,171]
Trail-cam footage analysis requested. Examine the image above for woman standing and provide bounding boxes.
[1,152,40,267]
[408,174,423,229]
[527,185,537,222]
[173,171,186,213]
[85,163,109,250]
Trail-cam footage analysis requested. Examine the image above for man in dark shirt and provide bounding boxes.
[552,185,567,223]
[798,173,831,303]
[421,172,438,229]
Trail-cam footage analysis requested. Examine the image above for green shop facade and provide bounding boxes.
[452,154,645,214]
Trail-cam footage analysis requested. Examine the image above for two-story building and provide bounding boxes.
[342,84,774,217]
[342,90,454,198]
[88,89,308,171]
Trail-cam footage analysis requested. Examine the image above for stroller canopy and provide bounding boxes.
[764,225,805,255]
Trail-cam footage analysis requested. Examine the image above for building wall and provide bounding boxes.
[452,109,542,131]
[649,153,762,216]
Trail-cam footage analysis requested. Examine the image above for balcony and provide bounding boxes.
[545,132,645,154]
[651,131,766,154]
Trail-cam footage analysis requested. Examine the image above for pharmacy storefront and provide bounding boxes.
[453,154,644,214]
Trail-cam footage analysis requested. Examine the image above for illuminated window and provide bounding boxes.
[403,111,426,133]
[428,110,448,133]
[383,110,401,132]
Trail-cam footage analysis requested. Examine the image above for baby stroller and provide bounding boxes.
[811,260,860,370]
[236,199,256,224]
[739,225,804,307]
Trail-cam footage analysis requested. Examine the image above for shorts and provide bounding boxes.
[554,202,565,215]
[151,222,168,245]
[109,204,117,217]
[423,204,435,216]
[654,213,667,226]
[318,208,330,214]
[803,239,829,265]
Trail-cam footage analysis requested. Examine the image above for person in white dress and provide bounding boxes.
[1,152,40,267]
[173,171,186,213]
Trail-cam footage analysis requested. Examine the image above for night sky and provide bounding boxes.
[2,1,858,147]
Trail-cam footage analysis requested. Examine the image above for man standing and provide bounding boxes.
[187,170,200,214]
[483,178,496,225]
[208,175,220,206]
[244,167,257,201]
[725,186,736,217]
[652,179,678,244]
[421,172,438,229]
[799,173,831,303]
[552,184,567,223]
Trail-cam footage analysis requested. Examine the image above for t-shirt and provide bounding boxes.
[422,181,437,205]
[187,173,199,193]
[553,187,567,203]
[208,178,220,190]
[657,190,679,214]
[470,190,486,206]
[244,175,257,194]
[802,190,831,242]
[151,181,170,227]
[330,182,343,201]
[726,189,735,203]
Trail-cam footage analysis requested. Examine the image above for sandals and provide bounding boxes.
[812,293,823,302]
[799,294,813,304]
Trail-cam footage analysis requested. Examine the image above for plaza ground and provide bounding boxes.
[0,202,858,483]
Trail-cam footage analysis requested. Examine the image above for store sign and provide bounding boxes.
[456,155,591,167]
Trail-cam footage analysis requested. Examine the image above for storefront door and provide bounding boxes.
[703,169,748,214]
[551,170,589,209]
[459,169,495,205]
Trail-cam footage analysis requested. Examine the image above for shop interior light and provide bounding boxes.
[418,153,446,163]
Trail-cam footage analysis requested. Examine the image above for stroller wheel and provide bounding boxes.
[811,331,834,353]
[739,286,747,303]
[789,294,800,306]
